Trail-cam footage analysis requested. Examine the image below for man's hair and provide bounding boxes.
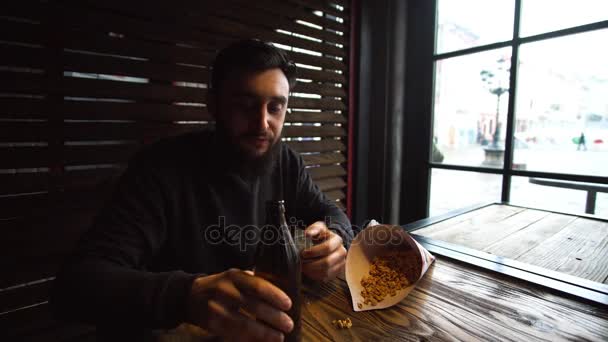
[209,39,297,93]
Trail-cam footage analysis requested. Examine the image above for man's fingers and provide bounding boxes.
[207,300,285,342]
[302,250,346,281]
[302,233,343,259]
[304,221,327,239]
[302,247,345,272]
[227,269,292,311]
[242,297,294,334]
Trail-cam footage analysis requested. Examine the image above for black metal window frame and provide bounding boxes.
[428,0,608,203]
[395,0,608,305]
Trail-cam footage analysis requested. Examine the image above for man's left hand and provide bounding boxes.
[301,221,346,281]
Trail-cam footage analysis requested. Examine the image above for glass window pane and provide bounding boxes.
[430,169,502,216]
[520,0,608,37]
[514,29,608,177]
[433,48,511,168]
[436,0,515,54]
[510,176,608,220]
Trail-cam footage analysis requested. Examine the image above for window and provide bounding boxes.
[403,0,608,295]
[429,0,608,219]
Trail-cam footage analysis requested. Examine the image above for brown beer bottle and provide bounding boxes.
[255,200,302,342]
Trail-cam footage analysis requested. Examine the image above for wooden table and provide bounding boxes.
[412,204,608,284]
[301,257,608,341]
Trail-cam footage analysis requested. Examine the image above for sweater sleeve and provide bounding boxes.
[51,154,197,329]
[291,150,354,249]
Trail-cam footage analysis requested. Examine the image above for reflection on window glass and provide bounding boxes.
[520,0,608,37]
[514,29,608,177]
[510,176,608,220]
[430,169,502,216]
[436,0,515,54]
[433,48,511,168]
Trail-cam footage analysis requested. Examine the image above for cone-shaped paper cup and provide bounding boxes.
[345,223,435,312]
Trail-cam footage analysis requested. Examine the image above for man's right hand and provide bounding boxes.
[187,268,293,342]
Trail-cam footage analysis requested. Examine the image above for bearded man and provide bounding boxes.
[51,39,353,341]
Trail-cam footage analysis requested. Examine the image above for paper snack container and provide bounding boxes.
[345,222,435,312]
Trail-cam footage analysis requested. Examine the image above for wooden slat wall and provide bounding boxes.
[0,0,350,340]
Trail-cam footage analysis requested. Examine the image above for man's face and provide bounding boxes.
[212,68,289,160]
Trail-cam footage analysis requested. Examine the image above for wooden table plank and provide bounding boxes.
[517,217,608,283]
[414,204,526,237]
[420,207,549,251]
[483,212,577,259]
[301,257,608,341]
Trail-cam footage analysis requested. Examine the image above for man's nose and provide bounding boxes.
[251,106,270,132]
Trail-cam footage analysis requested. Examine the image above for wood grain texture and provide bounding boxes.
[286,139,345,153]
[302,152,346,166]
[315,177,346,192]
[300,257,608,341]
[288,111,347,124]
[483,212,577,259]
[423,208,550,251]
[414,204,526,238]
[415,204,608,284]
[306,165,347,180]
[517,217,608,283]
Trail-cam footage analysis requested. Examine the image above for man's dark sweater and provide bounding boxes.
[51,131,353,338]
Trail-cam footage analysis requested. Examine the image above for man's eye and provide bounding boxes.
[268,102,284,114]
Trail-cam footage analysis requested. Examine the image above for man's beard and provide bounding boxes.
[215,120,281,178]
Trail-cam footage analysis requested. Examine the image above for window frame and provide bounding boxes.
[401,0,608,223]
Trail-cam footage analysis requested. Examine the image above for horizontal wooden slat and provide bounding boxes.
[1,210,94,258]
[297,68,346,83]
[287,49,346,71]
[0,18,347,74]
[0,167,123,196]
[287,111,346,123]
[0,184,111,219]
[285,139,345,153]
[0,147,51,169]
[315,177,346,192]
[61,4,230,51]
[0,301,95,340]
[63,51,208,83]
[1,18,345,76]
[0,121,207,142]
[229,0,348,33]
[307,165,347,180]
[0,172,51,195]
[0,144,137,169]
[282,125,345,137]
[292,83,346,97]
[217,1,346,46]
[286,0,348,19]
[0,303,55,338]
[62,168,124,190]
[302,152,345,166]
[65,1,345,59]
[65,144,140,165]
[83,0,349,43]
[0,44,209,84]
[1,98,345,122]
[288,97,346,110]
[0,98,210,122]
[197,16,346,58]
[2,72,208,103]
[63,101,211,122]
[325,189,345,201]
[0,279,52,313]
